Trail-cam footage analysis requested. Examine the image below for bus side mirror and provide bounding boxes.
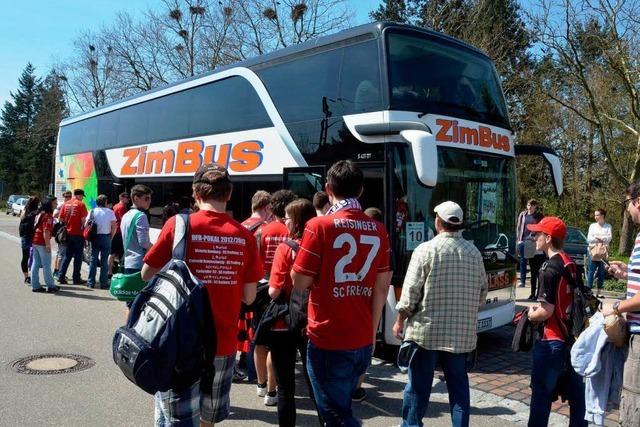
[514,145,563,196]
[400,129,438,187]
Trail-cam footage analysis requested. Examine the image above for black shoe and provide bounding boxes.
[47,286,61,293]
[58,277,68,285]
[352,387,366,402]
[232,366,247,383]
[24,277,31,285]
[32,287,46,293]
[73,278,87,285]
[528,294,536,300]
[87,283,95,289]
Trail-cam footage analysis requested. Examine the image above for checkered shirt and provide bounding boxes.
[396,231,488,353]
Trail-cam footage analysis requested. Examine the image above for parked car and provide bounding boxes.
[12,198,28,217]
[564,226,589,280]
[6,194,27,214]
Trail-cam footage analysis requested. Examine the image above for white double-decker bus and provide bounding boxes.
[54,22,563,349]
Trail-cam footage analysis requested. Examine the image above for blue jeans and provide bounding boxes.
[306,342,372,427]
[518,241,528,284]
[401,344,470,427]
[59,235,84,282]
[88,234,111,287]
[31,244,54,290]
[529,340,587,427]
[587,259,605,289]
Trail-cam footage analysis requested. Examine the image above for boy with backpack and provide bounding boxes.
[141,163,263,426]
[526,217,587,427]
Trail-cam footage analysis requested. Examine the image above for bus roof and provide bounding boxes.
[60,21,489,127]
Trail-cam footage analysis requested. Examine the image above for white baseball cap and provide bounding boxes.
[434,201,464,225]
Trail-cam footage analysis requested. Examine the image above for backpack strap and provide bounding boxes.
[283,239,299,256]
[172,213,189,260]
[246,219,264,233]
[124,211,144,250]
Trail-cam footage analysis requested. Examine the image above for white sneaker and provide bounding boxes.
[257,384,267,397]
[264,393,278,406]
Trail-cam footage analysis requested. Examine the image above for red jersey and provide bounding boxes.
[59,199,88,236]
[32,213,53,246]
[113,202,128,228]
[241,215,267,236]
[259,220,289,275]
[538,252,575,342]
[268,240,298,331]
[293,208,390,350]
[144,210,264,356]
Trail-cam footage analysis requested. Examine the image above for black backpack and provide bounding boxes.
[281,240,309,332]
[53,221,68,244]
[18,212,37,239]
[112,214,216,394]
[544,253,601,343]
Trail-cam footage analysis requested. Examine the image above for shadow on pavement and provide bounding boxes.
[54,289,116,302]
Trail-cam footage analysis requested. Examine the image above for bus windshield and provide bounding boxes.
[392,145,516,277]
[386,31,510,129]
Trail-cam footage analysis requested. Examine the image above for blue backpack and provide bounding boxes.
[112,214,216,394]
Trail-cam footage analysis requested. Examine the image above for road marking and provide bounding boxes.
[0,230,21,244]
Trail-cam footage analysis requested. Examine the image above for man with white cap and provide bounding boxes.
[393,201,488,427]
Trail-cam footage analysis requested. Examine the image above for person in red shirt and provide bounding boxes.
[267,198,319,427]
[254,189,297,405]
[141,163,263,427]
[108,191,130,276]
[236,190,273,383]
[292,160,390,426]
[526,217,586,426]
[241,190,272,234]
[57,189,88,285]
[30,196,59,293]
[53,191,72,280]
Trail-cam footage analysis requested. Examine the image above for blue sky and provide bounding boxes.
[0,0,381,108]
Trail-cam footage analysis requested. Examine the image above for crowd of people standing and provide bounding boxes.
[14,160,640,427]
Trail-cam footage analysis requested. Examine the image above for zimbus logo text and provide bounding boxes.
[120,140,264,175]
[435,119,511,153]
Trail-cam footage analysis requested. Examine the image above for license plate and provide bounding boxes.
[478,317,492,331]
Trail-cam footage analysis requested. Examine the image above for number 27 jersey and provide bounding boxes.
[293,208,390,350]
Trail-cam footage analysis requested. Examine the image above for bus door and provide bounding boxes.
[283,166,326,200]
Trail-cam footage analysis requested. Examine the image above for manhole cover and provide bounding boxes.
[11,354,94,375]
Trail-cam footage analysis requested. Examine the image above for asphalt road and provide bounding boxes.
[0,214,553,426]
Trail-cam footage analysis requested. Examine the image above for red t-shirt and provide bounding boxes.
[537,252,575,342]
[113,202,128,228]
[259,220,289,275]
[144,210,264,356]
[241,216,267,236]
[32,213,53,246]
[268,240,298,331]
[59,199,88,236]
[293,209,390,350]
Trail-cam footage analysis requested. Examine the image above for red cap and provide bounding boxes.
[527,216,567,240]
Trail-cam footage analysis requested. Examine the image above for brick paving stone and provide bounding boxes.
[509,391,529,401]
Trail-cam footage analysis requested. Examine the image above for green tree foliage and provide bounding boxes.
[0,65,67,196]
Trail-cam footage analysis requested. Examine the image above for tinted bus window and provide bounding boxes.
[258,48,342,123]
[59,76,272,155]
[338,40,383,115]
[387,31,510,129]
[189,77,271,135]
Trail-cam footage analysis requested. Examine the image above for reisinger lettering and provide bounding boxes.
[333,218,379,231]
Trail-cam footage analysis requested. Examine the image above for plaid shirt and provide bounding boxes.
[396,231,488,353]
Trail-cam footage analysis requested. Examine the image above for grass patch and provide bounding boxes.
[604,279,626,293]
